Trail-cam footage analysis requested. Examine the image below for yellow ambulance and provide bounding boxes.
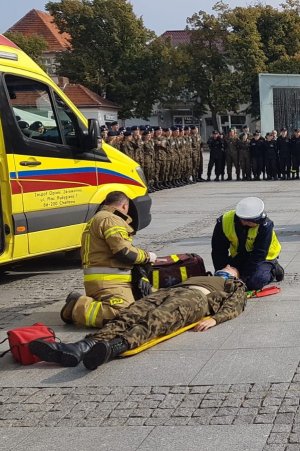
[0,35,151,266]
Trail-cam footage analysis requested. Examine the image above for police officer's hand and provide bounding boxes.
[138,276,152,297]
[194,318,217,332]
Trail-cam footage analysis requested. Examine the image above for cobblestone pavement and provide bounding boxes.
[3,379,300,449]
[1,178,300,450]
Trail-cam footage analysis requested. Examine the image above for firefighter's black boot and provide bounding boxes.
[60,291,82,324]
[29,337,97,367]
[83,337,129,370]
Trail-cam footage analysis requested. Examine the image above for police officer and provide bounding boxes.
[225,128,240,181]
[60,192,157,328]
[277,127,291,180]
[237,133,251,181]
[207,130,223,181]
[250,131,264,181]
[211,197,284,291]
[29,271,247,369]
[290,128,300,179]
[264,132,278,180]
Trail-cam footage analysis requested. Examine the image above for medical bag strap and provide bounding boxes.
[0,337,9,358]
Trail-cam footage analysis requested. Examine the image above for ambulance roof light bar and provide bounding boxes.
[0,34,19,61]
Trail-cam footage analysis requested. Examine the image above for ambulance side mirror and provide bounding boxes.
[85,119,101,151]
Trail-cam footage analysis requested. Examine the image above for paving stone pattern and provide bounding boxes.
[2,378,300,448]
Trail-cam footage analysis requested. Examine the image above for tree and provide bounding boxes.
[223,1,300,117]
[46,0,174,119]
[4,31,47,66]
[185,8,245,129]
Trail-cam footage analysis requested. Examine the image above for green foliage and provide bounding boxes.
[47,0,178,119]
[185,9,245,128]
[223,1,300,117]
[42,0,300,121]
[4,31,47,66]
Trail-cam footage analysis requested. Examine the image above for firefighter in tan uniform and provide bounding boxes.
[60,191,157,328]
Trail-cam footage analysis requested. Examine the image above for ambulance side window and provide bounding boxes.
[52,91,81,148]
[5,74,63,145]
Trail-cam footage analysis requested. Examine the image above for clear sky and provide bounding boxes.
[1,0,283,35]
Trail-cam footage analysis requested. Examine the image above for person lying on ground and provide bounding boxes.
[29,266,247,371]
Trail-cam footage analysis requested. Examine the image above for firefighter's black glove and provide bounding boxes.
[138,276,152,297]
[131,264,153,300]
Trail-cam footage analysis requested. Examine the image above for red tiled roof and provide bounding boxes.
[63,84,119,109]
[160,30,192,46]
[9,83,118,110]
[7,9,70,52]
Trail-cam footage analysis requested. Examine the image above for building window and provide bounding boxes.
[231,115,246,127]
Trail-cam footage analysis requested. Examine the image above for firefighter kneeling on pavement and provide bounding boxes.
[60,191,157,328]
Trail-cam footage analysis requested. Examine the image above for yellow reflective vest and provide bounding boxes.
[222,210,281,260]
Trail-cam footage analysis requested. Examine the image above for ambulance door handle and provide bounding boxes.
[20,161,41,166]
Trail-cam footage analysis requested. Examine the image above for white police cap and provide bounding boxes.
[235,197,265,220]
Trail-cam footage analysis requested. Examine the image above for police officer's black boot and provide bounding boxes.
[29,337,97,367]
[273,260,285,282]
[83,337,129,371]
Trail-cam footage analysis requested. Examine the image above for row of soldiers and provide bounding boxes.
[101,124,204,191]
[207,126,300,182]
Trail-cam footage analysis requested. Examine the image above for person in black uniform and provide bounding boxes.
[264,132,278,180]
[207,130,223,181]
[250,131,264,180]
[290,128,300,179]
[277,127,291,180]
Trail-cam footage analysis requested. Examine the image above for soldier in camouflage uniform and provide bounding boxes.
[171,126,183,186]
[163,127,173,188]
[106,131,118,148]
[153,126,168,189]
[29,273,247,369]
[120,131,135,159]
[183,126,194,183]
[191,125,204,182]
[142,130,155,191]
[131,126,144,167]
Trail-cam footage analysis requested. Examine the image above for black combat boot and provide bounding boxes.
[29,337,97,367]
[273,260,285,282]
[60,291,82,324]
[227,175,232,181]
[83,337,129,371]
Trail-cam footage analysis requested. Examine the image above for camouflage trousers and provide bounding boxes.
[87,286,210,349]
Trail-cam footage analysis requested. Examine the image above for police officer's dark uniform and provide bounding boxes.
[290,129,300,179]
[207,131,223,181]
[249,132,264,180]
[263,133,278,180]
[277,128,291,180]
[211,197,283,291]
